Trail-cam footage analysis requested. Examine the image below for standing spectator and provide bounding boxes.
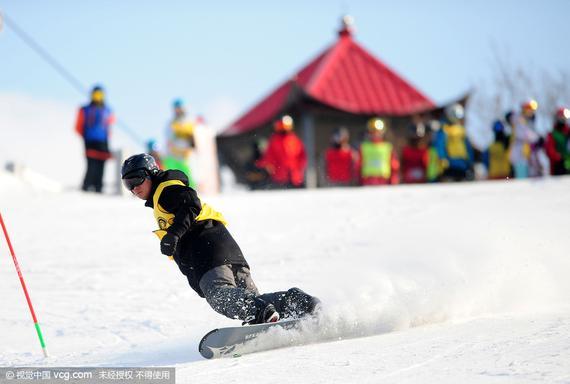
[163,99,196,187]
[256,115,307,188]
[435,103,474,181]
[401,120,429,184]
[485,118,512,180]
[324,127,358,186]
[75,85,115,193]
[503,111,517,178]
[146,139,163,169]
[510,101,539,178]
[545,107,570,175]
[244,139,270,190]
[426,120,443,183]
[522,100,550,177]
[359,118,399,186]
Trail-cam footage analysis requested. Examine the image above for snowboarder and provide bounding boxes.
[121,153,320,325]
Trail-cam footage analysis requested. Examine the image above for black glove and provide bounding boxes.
[160,233,179,257]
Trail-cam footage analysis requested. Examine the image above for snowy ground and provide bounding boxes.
[1,173,569,383]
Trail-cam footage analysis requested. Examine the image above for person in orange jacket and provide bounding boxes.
[358,117,399,185]
[75,85,115,193]
[256,115,307,188]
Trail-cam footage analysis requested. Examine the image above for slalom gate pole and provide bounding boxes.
[0,212,48,358]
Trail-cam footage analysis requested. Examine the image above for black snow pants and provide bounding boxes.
[82,157,105,193]
[198,264,319,322]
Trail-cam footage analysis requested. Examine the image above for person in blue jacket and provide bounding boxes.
[435,103,474,181]
[75,85,115,193]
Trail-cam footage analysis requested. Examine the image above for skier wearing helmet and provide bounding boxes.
[324,127,358,186]
[485,117,512,180]
[511,99,548,178]
[401,116,429,184]
[435,103,474,182]
[359,117,399,185]
[163,99,196,187]
[256,115,307,188]
[121,153,320,325]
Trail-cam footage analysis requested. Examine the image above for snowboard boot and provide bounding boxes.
[258,303,280,323]
[243,302,280,325]
[280,288,321,320]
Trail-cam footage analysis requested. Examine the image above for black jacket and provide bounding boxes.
[145,170,248,296]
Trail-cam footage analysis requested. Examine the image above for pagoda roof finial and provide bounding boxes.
[338,15,354,38]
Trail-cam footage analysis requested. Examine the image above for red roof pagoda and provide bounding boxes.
[217,16,457,189]
[221,16,435,137]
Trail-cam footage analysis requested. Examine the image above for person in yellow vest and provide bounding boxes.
[435,104,474,181]
[359,118,399,185]
[162,99,196,187]
[484,118,512,179]
[121,153,319,325]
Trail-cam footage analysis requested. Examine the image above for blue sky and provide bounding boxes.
[1,0,568,146]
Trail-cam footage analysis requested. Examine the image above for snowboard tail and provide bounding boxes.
[199,319,302,359]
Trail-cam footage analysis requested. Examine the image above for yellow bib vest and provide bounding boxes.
[443,124,468,159]
[152,180,227,242]
[361,141,392,178]
[488,142,511,178]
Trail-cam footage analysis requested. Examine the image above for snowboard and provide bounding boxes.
[199,319,304,359]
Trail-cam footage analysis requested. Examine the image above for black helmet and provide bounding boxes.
[121,153,159,179]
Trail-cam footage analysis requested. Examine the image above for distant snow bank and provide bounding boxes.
[0,166,63,195]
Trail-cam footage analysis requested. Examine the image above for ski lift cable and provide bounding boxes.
[1,11,145,146]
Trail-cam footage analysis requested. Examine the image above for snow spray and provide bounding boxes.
[0,212,48,358]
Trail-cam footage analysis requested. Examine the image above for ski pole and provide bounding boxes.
[0,212,48,358]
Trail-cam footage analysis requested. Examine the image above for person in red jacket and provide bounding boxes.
[545,107,570,175]
[401,123,429,184]
[324,127,358,186]
[256,115,307,188]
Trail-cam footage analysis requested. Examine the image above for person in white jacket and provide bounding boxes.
[510,101,539,179]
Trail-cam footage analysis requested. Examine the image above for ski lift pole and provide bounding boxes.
[0,212,48,358]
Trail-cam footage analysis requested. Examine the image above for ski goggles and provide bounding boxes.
[122,170,148,191]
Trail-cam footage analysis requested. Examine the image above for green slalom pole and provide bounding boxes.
[0,212,48,357]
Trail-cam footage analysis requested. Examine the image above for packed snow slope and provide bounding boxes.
[1,173,569,383]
